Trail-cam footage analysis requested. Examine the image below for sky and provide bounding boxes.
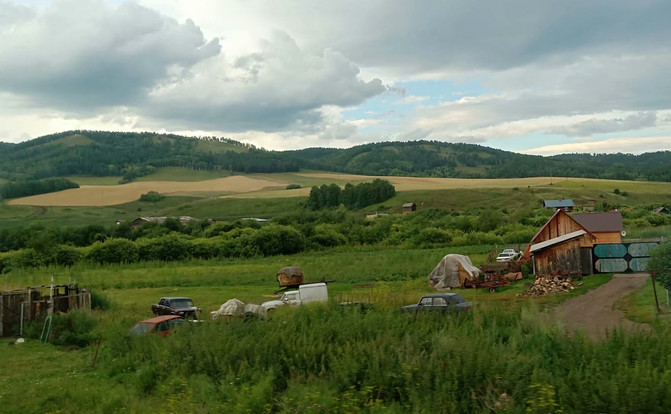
[1,0,671,155]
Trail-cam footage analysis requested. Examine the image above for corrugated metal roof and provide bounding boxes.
[530,230,586,253]
[543,199,574,208]
[572,212,623,232]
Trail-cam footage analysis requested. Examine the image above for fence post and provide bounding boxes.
[651,270,662,315]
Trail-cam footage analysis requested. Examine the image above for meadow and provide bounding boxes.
[2,171,671,412]
[2,245,669,413]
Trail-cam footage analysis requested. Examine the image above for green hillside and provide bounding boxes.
[2,130,671,183]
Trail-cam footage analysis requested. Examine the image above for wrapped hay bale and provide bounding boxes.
[277,266,304,287]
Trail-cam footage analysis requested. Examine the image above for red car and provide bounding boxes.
[129,315,185,336]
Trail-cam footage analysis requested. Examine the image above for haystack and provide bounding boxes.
[277,266,304,286]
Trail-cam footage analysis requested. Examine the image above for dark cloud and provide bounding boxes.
[549,112,657,137]
[0,0,220,109]
[276,0,671,74]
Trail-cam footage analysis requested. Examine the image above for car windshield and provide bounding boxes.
[129,322,155,335]
[498,253,511,257]
[170,298,194,307]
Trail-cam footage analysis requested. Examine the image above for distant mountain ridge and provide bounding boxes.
[1,130,670,182]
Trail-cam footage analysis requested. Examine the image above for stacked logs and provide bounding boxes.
[523,274,576,296]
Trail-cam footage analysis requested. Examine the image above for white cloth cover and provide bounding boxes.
[428,254,480,289]
[210,298,245,320]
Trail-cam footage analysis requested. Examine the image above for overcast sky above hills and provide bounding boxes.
[2,0,671,155]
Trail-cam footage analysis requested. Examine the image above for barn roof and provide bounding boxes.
[543,199,574,208]
[572,212,623,233]
[530,209,593,243]
[402,202,416,208]
[530,230,586,254]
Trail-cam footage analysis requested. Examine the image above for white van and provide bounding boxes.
[261,283,328,312]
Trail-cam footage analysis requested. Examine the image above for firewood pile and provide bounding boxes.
[523,275,576,296]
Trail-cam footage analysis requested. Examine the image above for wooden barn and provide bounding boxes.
[528,210,597,275]
[572,211,624,244]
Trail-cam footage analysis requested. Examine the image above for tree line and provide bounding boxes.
[308,179,396,210]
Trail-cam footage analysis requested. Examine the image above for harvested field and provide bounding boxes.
[297,173,557,191]
[8,176,286,206]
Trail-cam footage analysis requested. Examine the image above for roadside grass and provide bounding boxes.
[616,277,671,325]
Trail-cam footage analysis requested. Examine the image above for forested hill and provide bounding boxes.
[1,130,671,182]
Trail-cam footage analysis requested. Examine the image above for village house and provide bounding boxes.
[543,199,574,212]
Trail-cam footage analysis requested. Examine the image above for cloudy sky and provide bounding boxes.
[2,0,671,155]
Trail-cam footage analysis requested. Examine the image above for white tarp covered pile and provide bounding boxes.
[211,299,265,321]
[428,254,481,289]
[210,298,245,320]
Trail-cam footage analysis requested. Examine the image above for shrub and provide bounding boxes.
[53,245,83,266]
[139,191,166,202]
[90,290,113,310]
[49,310,97,348]
[87,238,139,264]
[415,227,452,247]
[253,225,305,256]
[286,184,302,190]
[648,242,671,290]
[137,234,193,262]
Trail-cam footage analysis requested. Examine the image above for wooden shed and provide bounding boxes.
[0,283,90,337]
[402,203,417,214]
[530,230,593,275]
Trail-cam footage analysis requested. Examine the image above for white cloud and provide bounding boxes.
[521,138,671,156]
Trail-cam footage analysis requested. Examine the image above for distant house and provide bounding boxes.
[572,211,624,244]
[132,216,198,229]
[402,203,417,214]
[543,199,574,212]
[132,216,166,228]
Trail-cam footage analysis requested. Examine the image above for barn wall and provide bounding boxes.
[593,232,622,244]
[534,239,585,275]
[534,211,596,247]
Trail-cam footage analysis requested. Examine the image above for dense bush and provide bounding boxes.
[648,242,671,290]
[87,238,139,264]
[49,310,97,348]
[137,234,193,261]
[253,225,305,256]
[139,191,166,202]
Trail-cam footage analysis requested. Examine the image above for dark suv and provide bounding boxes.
[152,297,201,320]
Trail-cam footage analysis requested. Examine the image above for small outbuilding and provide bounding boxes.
[402,203,417,214]
[543,199,574,212]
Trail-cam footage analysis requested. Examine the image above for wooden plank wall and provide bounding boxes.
[534,239,584,275]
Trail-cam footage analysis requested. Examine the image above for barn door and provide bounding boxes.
[580,247,593,275]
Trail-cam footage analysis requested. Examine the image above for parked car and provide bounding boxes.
[261,283,329,312]
[152,297,201,320]
[496,249,521,262]
[129,315,185,336]
[401,293,472,314]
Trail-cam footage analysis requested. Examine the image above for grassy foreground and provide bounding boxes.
[3,244,661,413]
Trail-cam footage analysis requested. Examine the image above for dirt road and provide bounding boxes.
[553,273,652,340]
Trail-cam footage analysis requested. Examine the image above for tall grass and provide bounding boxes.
[31,305,667,413]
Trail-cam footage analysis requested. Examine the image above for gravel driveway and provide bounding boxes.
[553,273,652,340]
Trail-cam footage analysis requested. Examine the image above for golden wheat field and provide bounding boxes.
[8,171,670,206]
[7,176,287,206]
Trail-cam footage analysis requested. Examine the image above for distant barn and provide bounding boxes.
[402,203,417,214]
[543,199,574,212]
